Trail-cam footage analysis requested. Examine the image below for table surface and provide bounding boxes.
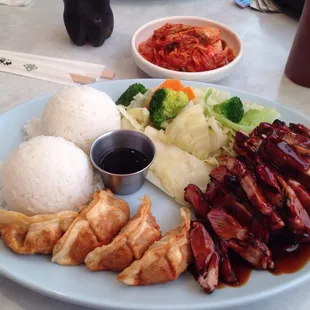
[0,1,310,310]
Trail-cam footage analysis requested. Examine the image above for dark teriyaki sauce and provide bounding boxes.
[229,254,253,287]
[218,252,253,289]
[270,243,310,275]
[100,148,148,174]
[217,243,310,290]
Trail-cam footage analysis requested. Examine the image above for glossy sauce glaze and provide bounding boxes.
[218,253,252,289]
[100,148,148,174]
[270,243,310,275]
[276,140,309,171]
[218,244,310,289]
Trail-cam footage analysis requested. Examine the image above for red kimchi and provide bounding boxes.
[138,23,235,72]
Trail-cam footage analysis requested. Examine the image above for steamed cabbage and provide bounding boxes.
[127,89,154,109]
[162,104,228,160]
[201,88,280,133]
[121,117,136,130]
[127,108,150,127]
[118,106,150,131]
[117,105,143,131]
[205,105,280,133]
[204,88,230,107]
[144,126,213,206]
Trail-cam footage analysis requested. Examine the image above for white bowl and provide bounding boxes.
[131,16,243,83]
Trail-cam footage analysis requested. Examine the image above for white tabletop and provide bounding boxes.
[0,1,310,310]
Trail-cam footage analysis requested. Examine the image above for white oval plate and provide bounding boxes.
[0,79,309,310]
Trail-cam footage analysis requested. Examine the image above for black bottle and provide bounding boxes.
[63,0,114,47]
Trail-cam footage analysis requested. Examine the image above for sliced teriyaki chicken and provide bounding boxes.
[0,210,78,255]
[220,156,285,231]
[207,207,274,270]
[85,195,161,272]
[190,221,220,294]
[277,176,310,235]
[52,190,130,265]
[184,184,238,285]
[288,179,310,214]
[117,207,192,286]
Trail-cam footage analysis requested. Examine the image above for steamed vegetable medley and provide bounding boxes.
[116,79,280,205]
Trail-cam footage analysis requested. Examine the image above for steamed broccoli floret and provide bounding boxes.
[213,96,244,123]
[149,88,189,129]
[116,83,148,106]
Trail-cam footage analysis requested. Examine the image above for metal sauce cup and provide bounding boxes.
[90,130,156,195]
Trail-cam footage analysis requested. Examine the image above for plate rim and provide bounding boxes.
[1,79,309,123]
[0,261,310,310]
[1,78,310,310]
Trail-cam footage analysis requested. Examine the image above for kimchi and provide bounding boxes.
[138,23,235,72]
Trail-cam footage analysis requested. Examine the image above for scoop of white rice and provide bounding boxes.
[24,116,41,140]
[40,85,120,153]
[2,136,96,215]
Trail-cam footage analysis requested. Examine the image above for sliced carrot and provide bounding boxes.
[157,79,195,100]
[182,86,195,100]
[159,79,184,91]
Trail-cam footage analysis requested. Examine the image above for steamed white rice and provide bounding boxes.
[2,135,101,215]
[28,85,121,154]
[24,116,41,140]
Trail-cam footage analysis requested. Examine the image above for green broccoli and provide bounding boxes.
[149,88,189,129]
[116,83,148,106]
[213,96,244,123]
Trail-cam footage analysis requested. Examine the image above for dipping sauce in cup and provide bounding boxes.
[90,130,155,195]
[100,148,148,174]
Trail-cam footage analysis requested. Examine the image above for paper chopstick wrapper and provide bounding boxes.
[0,55,84,86]
[0,50,114,86]
[1,50,114,79]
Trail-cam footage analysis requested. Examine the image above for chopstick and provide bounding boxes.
[69,70,115,85]
[69,73,97,85]
[100,70,115,80]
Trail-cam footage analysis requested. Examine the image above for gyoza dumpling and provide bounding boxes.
[117,207,192,285]
[85,195,161,272]
[0,210,78,255]
[52,190,130,265]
